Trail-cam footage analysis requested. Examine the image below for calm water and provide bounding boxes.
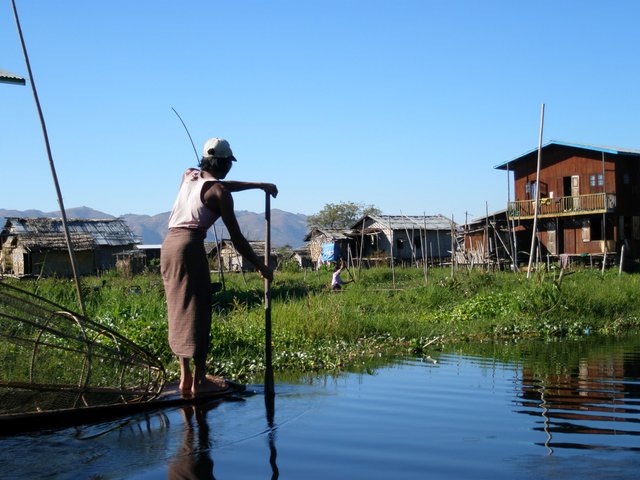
[1,335,640,479]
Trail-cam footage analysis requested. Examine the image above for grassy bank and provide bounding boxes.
[8,266,640,382]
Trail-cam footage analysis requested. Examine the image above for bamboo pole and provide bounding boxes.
[422,213,428,284]
[450,215,455,278]
[505,162,515,270]
[485,202,490,270]
[388,216,396,288]
[527,103,545,279]
[11,0,86,316]
[358,218,365,275]
[602,152,607,249]
[619,244,625,275]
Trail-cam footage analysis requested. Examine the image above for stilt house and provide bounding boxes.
[460,209,514,269]
[495,141,640,263]
[350,214,455,266]
[0,217,139,277]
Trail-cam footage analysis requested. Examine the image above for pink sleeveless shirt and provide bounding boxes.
[167,168,219,231]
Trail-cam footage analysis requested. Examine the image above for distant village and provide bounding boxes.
[2,140,639,278]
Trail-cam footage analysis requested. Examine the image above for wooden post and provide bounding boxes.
[358,218,365,275]
[485,202,490,270]
[451,215,455,278]
[619,244,625,275]
[388,216,396,288]
[422,213,428,284]
[506,162,515,271]
[527,103,545,279]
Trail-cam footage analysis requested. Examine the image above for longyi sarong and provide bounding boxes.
[161,228,211,358]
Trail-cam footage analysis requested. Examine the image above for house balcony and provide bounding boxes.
[508,192,616,220]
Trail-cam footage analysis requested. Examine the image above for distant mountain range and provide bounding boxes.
[0,206,309,248]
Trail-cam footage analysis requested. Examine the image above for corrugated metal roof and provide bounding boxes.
[0,69,25,85]
[494,140,640,170]
[303,227,352,242]
[356,214,454,231]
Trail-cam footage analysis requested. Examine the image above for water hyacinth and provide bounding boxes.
[6,265,640,383]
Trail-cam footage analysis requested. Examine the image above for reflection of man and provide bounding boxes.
[168,405,215,480]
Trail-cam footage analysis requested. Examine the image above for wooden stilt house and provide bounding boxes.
[460,209,514,269]
[495,141,640,266]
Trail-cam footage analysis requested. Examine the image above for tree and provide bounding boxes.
[307,202,381,229]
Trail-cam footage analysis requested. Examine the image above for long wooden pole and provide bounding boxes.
[11,0,86,315]
[358,218,365,275]
[505,161,516,270]
[527,103,545,279]
[388,216,396,288]
[422,213,428,284]
[450,215,455,278]
[264,193,274,396]
[601,151,607,254]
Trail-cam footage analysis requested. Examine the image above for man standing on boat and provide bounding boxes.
[161,137,277,395]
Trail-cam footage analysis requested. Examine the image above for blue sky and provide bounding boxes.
[2,1,639,223]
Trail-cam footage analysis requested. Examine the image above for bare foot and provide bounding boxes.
[192,375,228,395]
[179,373,193,395]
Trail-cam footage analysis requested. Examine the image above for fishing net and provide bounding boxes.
[0,281,165,416]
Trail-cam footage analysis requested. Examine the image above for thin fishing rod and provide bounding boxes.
[171,107,199,162]
[11,0,86,316]
[171,107,225,289]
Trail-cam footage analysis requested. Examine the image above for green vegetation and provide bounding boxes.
[7,266,640,383]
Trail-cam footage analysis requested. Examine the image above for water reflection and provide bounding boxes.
[167,403,216,480]
[2,336,640,479]
[514,341,640,454]
[265,389,279,479]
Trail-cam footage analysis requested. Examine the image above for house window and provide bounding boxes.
[590,174,604,188]
[525,181,538,199]
[624,173,631,185]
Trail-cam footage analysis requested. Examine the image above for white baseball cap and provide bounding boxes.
[202,137,236,161]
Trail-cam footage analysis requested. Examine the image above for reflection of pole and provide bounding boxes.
[264,193,274,397]
[539,380,553,455]
[265,388,279,479]
[11,0,86,316]
[527,103,545,279]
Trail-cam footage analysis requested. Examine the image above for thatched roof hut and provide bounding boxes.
[0,217,139,277]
